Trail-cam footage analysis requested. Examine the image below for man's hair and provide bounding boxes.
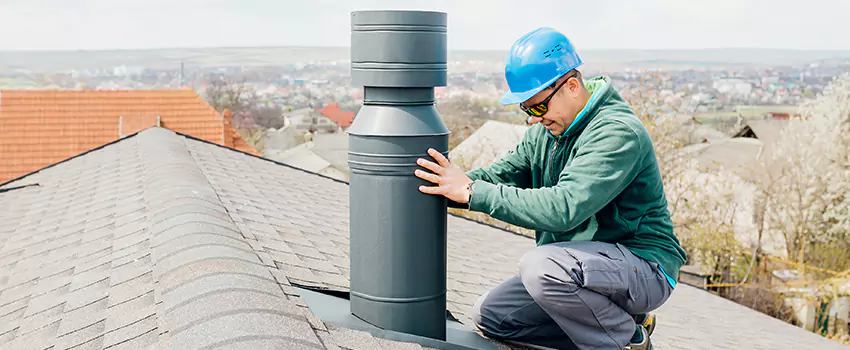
[548,69,583,89]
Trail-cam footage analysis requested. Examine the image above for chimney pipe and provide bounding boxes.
[348,10,449,340]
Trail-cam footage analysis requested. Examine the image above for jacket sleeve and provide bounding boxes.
[468,120,643,232]
[463,127,534,189]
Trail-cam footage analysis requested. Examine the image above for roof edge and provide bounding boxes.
[0,131,143,188]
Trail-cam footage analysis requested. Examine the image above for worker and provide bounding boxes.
[415,27,686,350]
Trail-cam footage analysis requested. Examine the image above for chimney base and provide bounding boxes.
[296,287,497,350]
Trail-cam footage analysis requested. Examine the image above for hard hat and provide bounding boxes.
[499,27,583,106]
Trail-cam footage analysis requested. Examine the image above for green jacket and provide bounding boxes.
[466,76,687,282]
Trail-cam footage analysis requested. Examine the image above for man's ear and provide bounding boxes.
[567,77,582,97]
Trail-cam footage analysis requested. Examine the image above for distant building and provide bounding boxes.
[283,108,339,134]
[0,89,258,183]
[317,103,355,129]
[450,120,528,170]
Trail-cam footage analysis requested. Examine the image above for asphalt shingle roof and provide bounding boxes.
[0,127,846,350]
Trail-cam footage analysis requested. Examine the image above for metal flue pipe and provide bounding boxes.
[348,10,449,341]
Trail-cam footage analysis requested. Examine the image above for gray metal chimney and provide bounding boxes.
[347,10,449,341]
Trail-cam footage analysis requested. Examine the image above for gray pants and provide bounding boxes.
[471,241,673,350]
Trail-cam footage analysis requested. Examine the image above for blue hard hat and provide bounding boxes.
[499,27,583,105]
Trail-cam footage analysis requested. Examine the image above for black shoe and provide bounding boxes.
[624,324,652,350]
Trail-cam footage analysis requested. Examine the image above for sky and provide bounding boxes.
[1,0,849,51]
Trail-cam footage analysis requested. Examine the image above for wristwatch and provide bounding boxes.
[466,181,475,203]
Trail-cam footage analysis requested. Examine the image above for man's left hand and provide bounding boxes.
[415,148,473,204]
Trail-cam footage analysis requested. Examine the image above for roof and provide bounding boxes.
[0,127,847,350]
[733,118,790,161]
[311,133,349,173]
[450,120,528,170]
[689,137,763,181]
[317,104,354,128]
[0,89,258,183]
[264,141,348,181]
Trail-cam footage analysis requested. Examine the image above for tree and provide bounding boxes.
[204,77,252,114]
[763,72,850,272]
[202,76,285,131]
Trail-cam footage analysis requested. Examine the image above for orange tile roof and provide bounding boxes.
[317,103,355,128]
[0,89,259,183]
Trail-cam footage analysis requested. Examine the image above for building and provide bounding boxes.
[282,108,338,134]
[0,89,258,183]
[317,104,354,129]
[449,120,528,170]
[0,127,845,349]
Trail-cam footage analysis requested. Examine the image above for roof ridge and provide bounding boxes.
[135,128,323,349]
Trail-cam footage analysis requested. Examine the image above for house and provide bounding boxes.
[449,120,528,170]
[311,133,349,174]
[283,108,338,134]
[0,127,846,349]
[732,118,791,161]
[264,141,349,181]
[317,103,355,129]
[0,89,257,183]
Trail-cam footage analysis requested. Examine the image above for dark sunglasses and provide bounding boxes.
[520,72,578,118]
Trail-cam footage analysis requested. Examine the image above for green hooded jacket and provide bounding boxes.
[466,76,687,283]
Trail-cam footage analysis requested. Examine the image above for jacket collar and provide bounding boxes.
[546,76,613,140]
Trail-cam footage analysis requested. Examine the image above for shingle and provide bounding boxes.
[101,314,157,349]
[29,265,73,290]
[3,318,59,350]
[0,279,36,306]
[267,251,308,268]
[57,297,108,337]
[80,224,115,245]
[109,259,152,287]
[152,231,251,263]
[286,243,325,261]
[72,244,114,273]
[158,257,272,295]
[0,297,29,324]
[162,308,322,350]
[299,256,341,275]
[257,238,294,254]
[54,320,105,350]
[23,284,68,318]
[107,272,153,308]
[162,288,299,331]
[162,272,283,313]
[104,303,155,335]
[69,262,111,292]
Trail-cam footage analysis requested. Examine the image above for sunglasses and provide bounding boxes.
[520,72,578,118]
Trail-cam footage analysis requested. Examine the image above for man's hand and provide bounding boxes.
[415,148,473,204]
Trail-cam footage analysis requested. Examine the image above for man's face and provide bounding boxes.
[522,75,583,136]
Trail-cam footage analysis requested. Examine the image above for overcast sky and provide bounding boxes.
[1,0,848,51]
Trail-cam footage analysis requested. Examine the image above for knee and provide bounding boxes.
[470,291,489,329]
[470,291,507,338]
[519,246,579,300]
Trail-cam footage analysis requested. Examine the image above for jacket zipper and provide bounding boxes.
[548,137,564,185]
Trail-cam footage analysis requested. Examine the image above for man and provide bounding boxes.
[414,27,687,350]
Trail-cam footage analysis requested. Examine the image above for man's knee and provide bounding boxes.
[519,245,580,301]
[470,290,511,338]
[470,290,489,329]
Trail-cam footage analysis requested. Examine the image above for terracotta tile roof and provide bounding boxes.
[317,104,355,128]
[0,89,259,183]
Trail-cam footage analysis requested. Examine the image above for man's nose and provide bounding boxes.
[527,116,543,125]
